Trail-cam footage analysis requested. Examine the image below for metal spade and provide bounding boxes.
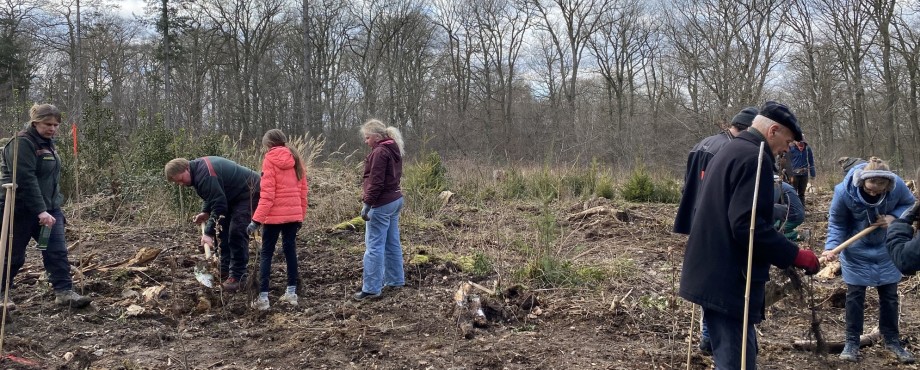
[194,224,215,288]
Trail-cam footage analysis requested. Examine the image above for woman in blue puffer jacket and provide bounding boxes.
[822,157,915,364]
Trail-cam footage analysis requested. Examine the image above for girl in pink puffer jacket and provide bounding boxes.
[248,129,308,310]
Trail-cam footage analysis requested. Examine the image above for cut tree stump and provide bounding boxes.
[793,327,880,352]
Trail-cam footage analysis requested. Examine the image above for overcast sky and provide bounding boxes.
[116,0,147,19]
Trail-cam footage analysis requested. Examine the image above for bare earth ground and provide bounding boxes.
[1,188,920,369]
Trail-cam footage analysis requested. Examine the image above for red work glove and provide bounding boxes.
[793,249,820,275]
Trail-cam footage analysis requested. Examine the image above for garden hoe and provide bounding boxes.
[194,224,215,288]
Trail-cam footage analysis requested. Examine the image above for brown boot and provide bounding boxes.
[221,277,241,293]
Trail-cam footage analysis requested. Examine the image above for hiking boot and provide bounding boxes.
[221,277,241,293]
[698,337,713,356]
[279,292,298,306]
[54,290,92,308]
[886,341,916,364]
[839,342,859,362]
[251,296,270,311]
[352,291,381,301]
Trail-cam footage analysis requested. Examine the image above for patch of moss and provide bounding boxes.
[333,216,365,231]
[409,254,430,265]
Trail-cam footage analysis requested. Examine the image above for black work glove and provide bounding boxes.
[246,221,261,235]
[361,203,371,221]
[900,201,920,223]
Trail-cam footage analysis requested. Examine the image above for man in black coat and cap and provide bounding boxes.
[673,106,758,355]
[679,101,820,369]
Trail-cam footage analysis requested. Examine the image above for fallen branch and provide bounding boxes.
[567,206,617,221]
[468,281,494,296]
[793,327,880,352]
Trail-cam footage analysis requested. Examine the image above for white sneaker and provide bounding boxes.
[279,292,298,306]
[252,296,270,311]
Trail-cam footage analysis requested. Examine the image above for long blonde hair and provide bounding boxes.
[360,119,405,156]
[262,129,305,181]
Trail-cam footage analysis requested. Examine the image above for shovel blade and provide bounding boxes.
[194,267,214,288]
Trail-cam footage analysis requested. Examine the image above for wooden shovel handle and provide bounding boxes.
[200,223,213,260]
[819,224,880,264]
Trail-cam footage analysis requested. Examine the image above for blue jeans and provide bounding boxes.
[1,208,73,292]
[258,222,300,292]
[362,197,405,294]
[705,308,758,370]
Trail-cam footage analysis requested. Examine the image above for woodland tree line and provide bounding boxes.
[3,0,920,188]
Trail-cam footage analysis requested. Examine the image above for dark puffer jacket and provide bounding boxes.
[1,125,64,216]
[887,220,920,275]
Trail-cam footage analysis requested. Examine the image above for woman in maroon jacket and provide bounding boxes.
[354,119,405,300]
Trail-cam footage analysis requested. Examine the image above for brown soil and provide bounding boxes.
[1,189,918,369]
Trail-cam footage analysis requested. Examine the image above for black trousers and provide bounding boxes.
[217,195,259,280]
[792,174,809,206]
[845,283,900,344]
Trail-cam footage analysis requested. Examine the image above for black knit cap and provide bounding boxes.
[731,106,759,129]
[759,101,803,141]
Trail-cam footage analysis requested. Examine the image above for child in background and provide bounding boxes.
[248,129,308,310]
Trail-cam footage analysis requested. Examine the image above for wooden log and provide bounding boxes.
[793,328,880,352]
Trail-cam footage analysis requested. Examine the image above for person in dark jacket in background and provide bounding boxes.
[354,119,406,301]
[0,104,92,309]
[838,156,867,176]
[165,156,260,293]
[823,158,915,363]
[787,139,816,206]
[773,176,805,241]
[674,107,758,235]
[673,106,757,355]
[680,101,819,370]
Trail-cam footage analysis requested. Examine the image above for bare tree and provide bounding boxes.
[194,0,287,136]
[892,8,920,165]
[664,0,787,133]
[471,0,533,140]
[587,0,652,133]
[868,0,900,162]
[815,0,876,157]
[430,0,475,118]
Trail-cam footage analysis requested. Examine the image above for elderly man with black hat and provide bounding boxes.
[679,101,820,369]
[674,106,758,355]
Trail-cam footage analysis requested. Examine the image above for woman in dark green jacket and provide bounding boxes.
[0,104,92,310]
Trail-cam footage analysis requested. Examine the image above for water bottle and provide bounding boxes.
[37,225,51,250]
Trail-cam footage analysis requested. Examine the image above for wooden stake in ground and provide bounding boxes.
[741,141,766,370]
[0,135,19,357]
